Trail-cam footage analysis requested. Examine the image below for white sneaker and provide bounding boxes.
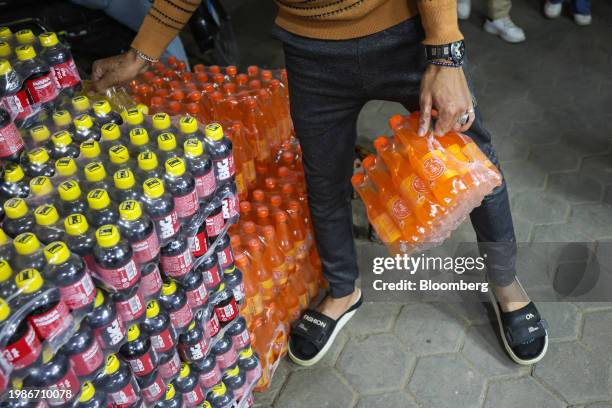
[484,16,527,43]
[458,0,471,20]
[574,14,592,25]
[543,1,562,18]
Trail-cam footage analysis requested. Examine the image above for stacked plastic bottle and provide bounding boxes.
[352,112,503,254]
[125,62,324,391]
[0,100,262,407]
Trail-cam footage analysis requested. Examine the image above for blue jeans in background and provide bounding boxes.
[549,0,591,15]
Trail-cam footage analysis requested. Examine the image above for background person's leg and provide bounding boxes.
[488,0,513,20]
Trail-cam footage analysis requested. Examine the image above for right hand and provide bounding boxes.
[91,49,148,92]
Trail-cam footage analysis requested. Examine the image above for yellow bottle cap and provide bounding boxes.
[74,114,94,129]
[205,123,224,141]
[29,125,50,143]
[15,268,43,294]
[94,289,104,308]
[55,157,77,177]
[114,169,135,190]
[0,42,9,59]
[105,354,120,375]
[188,320,196,331]
[200,401,212,408]
[87,189,111,210]
[138,151,158,171]
[80,140,101,159]
[0,228,7,246]
[157,133,177,152]
[84,161,107,182]
[15,29,34,45]
[79,382,95,403]
[211,382,227,397]
[165,157,186,177]
[53,110,72,128]
[44,241,70,265]
[0,298,10,322]
[64,213,89,236]
[34,204,59,226]
[136,104,149,115]
[129,127,149,146]
[0,260,13,283]
[0,27,11,39]
[146,299,160,319]
[161,280,177,296]
[29,176,53,196]
[4,198,28,219]
[225,365,240,377]
[184,138,203,157]
[92,99,112,115]
[51,130,73,147]
[58,180,82,202]
[239,346,254,359]
[28,147,50,164]
[101,123,121,141]
[14,232,40,256]
[96,225,120,248]
[125,107,144,126]
[127,324,140,342]
[165,384,176,401]
[179,116,198,134]
[179,362,190,378]
[15,45,36,61]
[72,96,90,113]
[0,59,12,76]
[143,178,165,198]
[109,145,129,165]
[118,200,142,221]
[152,113,171,130]
[38,32,59,48]
[3,163,25,183]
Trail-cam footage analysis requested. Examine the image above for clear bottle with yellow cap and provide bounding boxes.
[183,137,216,201]
[93,224,140,291]
[1,163,30,198]
[164,157,199,221]
[33,203,63,244]
[14,44,59,105]
[151,112,178,140]
[0,228,15,263]
[0,59,35,122]
[124,106,146,131]
[49,129,79,159]
[15,29,36,47]
[52,109,75,132]
[0,104,24,160]
[73,113,101,143]
[97,354,142,407]
[119,324,159,378]
[141,177,180,243]
[107,144,132,174]
[28,175,56,206]
[73,381,107,408]
[21,146,54,177]
[28,123,51,147]
[99,122,124,152]
[71,95,93,116]
[0,27,12,42]
[117,199,160,266]
[113,168,141,202]
[136,151,164,182]
[92,99,122,127]
[83,160,112,192]
[12,232,46,271]
[157,131,183,163]
[128,126,153,158]
[0,39,11,60]
[86,188,119,228]
[79,139,102,165]
[54,156,79,181]
[178,115,205,143]
[2,198,35,237]
[174,362,206,406]
[38,31,81,94]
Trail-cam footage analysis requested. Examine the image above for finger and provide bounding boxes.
[91,60,105,81]
[93,74,113,93]
[434,105,458,136]
[458,109,476,132]
[419,94,433,136]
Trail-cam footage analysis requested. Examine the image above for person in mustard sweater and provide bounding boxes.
[92,0,548,368]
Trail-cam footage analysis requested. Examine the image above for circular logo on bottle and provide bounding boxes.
[391,198,410,220]
[422,157,446,181]
[412,176,430,193]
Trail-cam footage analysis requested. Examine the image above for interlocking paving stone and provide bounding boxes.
[547,173,603,204]
[484,377,565,408]
[344,302,402,336]
[338,333,415,394]
[529,144,580,173]
[503,160,547,191]
[531,222,592,243]
[408,354,486,408]
[580,154,612,185]
[570,204,612,240]
[274,367,357,408]
[254,359,292,407]
[581,310,612,363]
[536,302,580,341]
[356,391,419,408]
[511,191,570,225]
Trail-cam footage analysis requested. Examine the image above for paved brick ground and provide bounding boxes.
[230,0,612,406]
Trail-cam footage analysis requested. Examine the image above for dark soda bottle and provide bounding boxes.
[137,369,166,405]
[2,198,34,237]
[183,138,216,202]
[140,262,163,300]
[42,240,96,312]
[0,107,24,161]
[119,324,158,378]
[63,213,96,271]
[14,45,58,107]
[154,383,182,408]
[178,320,209,363]
[129,127,152,157]
[71,95,93,116]
[12,232,46,271]
[54,157,79,180]
[87,189,119,228]
[202,196,224,245]
[118,200,160,265]
[21,147,54,177]
[49,129,79,158]
[33,203,63,244]
[100,122,123,151]
[107,144,131,173]
[114,169,142,202]
[222,365,249,403]
[38,32,81,95]
[93,224,140,291]
[86,289,127,351]
[142,177,180,242]
[206,382,233,408]
[98,354,142,407]
[142,299,177,354]
[218,183,239,224]
[137,151,164,181]
[110,284,146,326]
[223,264,245,304]
[0,60,34,123]
[92,99,122,126]
[204,123,235,187]
[158,349,181,382]
[211,283,239,326]
[237,346,261,385]
[157,132,182,163]
[0,297,43,377]
[215,234,234,271]
[164,157,199,222]
[158,279,193,333]
[174,363,206,407]
[28,124,51,146]
[160,231,194,280]
[73,381,107,408]
[197,252,222,290]
[192,353,221,390]
[0,163,30,199]
[61,323,105,381]
[23,352,80,406]
[227,316,250,350]
[79,139,102,165]
[57,179,88,216]
[73,114,101,143]
[179,268,208,311]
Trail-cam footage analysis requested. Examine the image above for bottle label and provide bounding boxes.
[216,244,234,269]
[202,264,221,289]
[205,312,220,338]
[150,327,176,353]
[47,366,80,406]
[93,314,126,349]
[115,290,146,323]
[2,322,42,370]
[243,159,256,184]
[25,72,59,104]
[59,272,96,310]
[213,155,235,182]
[51,59,81,89]
[95,259,140,290]
[189,230,208,258]
[140,264,163,298]
[214,298,238,324]
[1,90,33,121]
[141,373,165,403]
[109,380,140,406]
[420,150,459,181]
[215,347,238,370]
[205,211,224,237]
[372,213,402,244]
[153,210,180,241]
[186,280,209,309]
[159,350,181,379]
[28,299,73,340]
[161,248,193,278]
[245,364,262,385]
[132,231,160,265]
[127,349,156,377]
[183,386,205,406]
[174,189,199,218]
[169,301,193,330]
[179,336,209,362]
[194,170,216,199]
[0,121,24,158]
[69,337,104,377]
[232,329,251,350]
[221,194,239,220]
[199,365,222,389]
[231,281,245,303]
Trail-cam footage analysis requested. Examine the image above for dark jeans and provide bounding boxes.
[272,17,517,298]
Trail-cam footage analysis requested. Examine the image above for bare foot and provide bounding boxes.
[316,288,361,320]
[492,279,530,312]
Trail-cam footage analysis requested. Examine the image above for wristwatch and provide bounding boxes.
[425,40,465,67]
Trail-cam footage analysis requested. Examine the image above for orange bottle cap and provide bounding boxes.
[361,155,376,170]
[256,206,269,218]
[373,136,390,151]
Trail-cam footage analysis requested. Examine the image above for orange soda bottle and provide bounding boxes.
[247,238,276,302]
[256,205,272,227]
[243,98,271,163]
[230,123,257,190]
[257,89,281,151]
[251,189,266,210]
[287,200,308,260]
[274,211,297,276]
[289,269,310,311]
[262,225,289,287]
[239,201,255,223]
[235,252,264,321]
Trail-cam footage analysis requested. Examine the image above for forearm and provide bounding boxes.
[417,0,464,45]
[131,0,202,60]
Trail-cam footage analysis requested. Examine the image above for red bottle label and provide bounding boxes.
[199,365,222,389]
[205,313,220,338]
[186,280,209,309]
[51,59,81,89]
[189,230,208,258]
[161,248,193,278]
[221,194,239,219]
[28,299,73,340]
[109,381,140,406]
[150,327,175,353]
[183,385,205,407]
[127,349,156,377]
[195,170,216,199]
[169,301,193,330]
[214,298,238,324]
[59,272,96,310]
[202,264,222,289]
[216,347,238,370]
[132,232,160,265]
[93,315,126,349]
[154,211,180,241]
[159,350,181,379]
[213,155,235,182]
[25,73,58,104]
[1,90,33,121]
[179,336,209,362]
[3,322,42,370]
[216,245,234,269]
[141,372,165,403]
[205,211,224,237]
[174,189,199,218]
[140,264,163,298]
[95,259,140,290]
[0,121,23,158]
[115,291,146,323]
[231,282,246,303]
[47,366,80,406]
[232,329,251,350]
[69,337,104,377]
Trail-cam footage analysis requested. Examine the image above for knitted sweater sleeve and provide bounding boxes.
[416,0,464,45]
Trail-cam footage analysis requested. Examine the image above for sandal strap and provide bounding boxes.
[291,310,337,352]
[505,319,548,347]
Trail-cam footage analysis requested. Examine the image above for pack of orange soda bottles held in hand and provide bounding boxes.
[352,111,503,254]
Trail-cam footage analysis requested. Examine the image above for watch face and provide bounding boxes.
[451,42,465,60]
